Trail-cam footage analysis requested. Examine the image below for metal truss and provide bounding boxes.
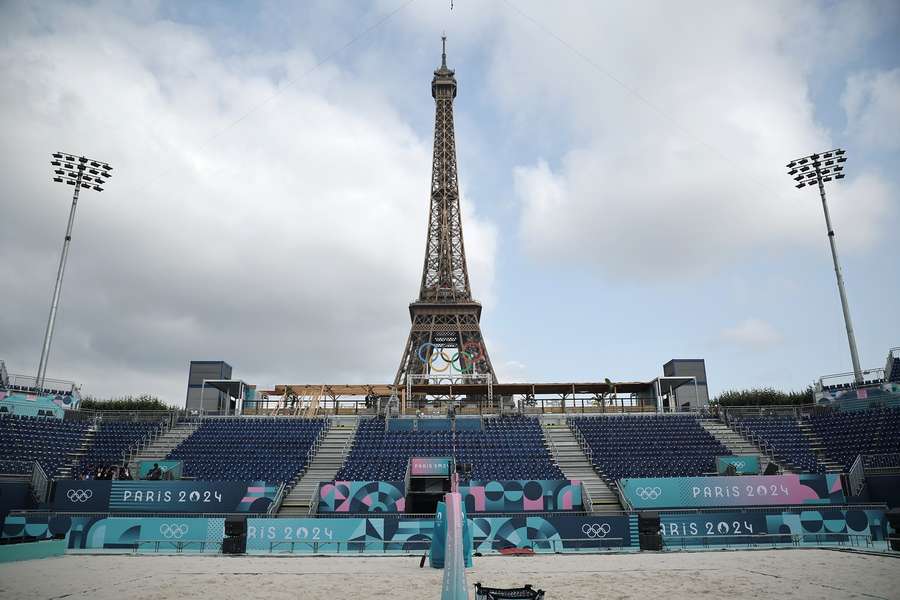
[395,40,496,387]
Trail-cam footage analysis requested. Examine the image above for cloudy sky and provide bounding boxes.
[1,0,898,405]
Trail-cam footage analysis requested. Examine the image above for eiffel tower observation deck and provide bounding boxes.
[395,37,497,388]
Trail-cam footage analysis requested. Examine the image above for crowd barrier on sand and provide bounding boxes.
[2,510,890,555]
[243,514,639,555]
[658,506,889,548]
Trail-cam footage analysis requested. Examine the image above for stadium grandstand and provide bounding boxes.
[2,348,900,600]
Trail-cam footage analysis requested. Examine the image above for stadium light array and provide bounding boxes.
[785,148,861,384]
[36,153,113,391]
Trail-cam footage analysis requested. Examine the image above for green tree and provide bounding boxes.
[80,394,173,411]
[712,387,814,407]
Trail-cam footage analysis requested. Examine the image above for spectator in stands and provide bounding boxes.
[146,463,162,480]
[119,466,133,480]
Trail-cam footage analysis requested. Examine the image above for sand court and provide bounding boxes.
[1,549,897,600]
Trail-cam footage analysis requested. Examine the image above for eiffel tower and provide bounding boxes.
[394,37,497,387]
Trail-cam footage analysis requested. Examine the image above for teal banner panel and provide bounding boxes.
[245,517,435,554]
[65,517,225,553]
[52,480,278,513]
[620,474,845,509]
[137,460,183,480]
[244,514,639,555]
[715,456,760,475]
[660,508,888,548]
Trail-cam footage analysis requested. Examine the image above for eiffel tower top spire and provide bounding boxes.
[421,36,468,302]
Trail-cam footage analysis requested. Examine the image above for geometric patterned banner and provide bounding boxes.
[3,510,886,554]
[659,508,888,548]
[244,514,638,554]
[314,479,584,513]
[620,474,845,509]
[459,480,583,512]
[316,481,406,513]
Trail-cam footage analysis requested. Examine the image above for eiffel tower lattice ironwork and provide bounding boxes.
[394,37,497,387]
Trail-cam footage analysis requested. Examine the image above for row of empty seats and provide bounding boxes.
[804,407,900,470]
[336,416,563,481]
[569,415,730,481]
[167,418,327,483]
[732,415,823,473]
[76,420,164,477]
[0,415,89,477]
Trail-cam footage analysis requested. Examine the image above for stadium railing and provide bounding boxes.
[862,453,900,474]
[661,532,884,551]
[130,540,223,554]
[848,454,866,496]
[267,482,287,515]
[29,461,49,504]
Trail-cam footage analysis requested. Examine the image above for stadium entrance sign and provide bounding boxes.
[52,480,278,513]
[619,474,845,509]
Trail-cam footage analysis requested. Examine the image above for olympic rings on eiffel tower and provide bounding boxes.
[416,342,483,373]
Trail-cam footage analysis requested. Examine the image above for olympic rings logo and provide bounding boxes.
[634,487,662,501]
[66,489,93,503]
[581,523,611,539]
[160,523,189,539]
[416,341,485,374]
[732,461,746,469]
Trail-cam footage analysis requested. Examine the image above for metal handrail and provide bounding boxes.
[30,461,49,503]
[131,539,224,553]
[580,481,593,513]
[662,531,879,550]
[264,536,630,555]
[267,482,286,515]
[848,454,866,496]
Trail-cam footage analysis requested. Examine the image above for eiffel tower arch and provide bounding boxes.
[394,37,497,392]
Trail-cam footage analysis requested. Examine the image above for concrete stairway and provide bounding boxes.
[278,420,357,516]
[128,421,199,472]
[543,423,621,509]
[58,425,97,479]
[797,421,843,473]
[700,419,775,473]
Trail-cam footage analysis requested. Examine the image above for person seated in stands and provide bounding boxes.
[146,463,162,480]
[95,466,104,480]
[119,466,133,480]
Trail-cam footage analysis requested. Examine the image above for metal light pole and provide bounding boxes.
[786,148,862,383]
[35,152,113,391]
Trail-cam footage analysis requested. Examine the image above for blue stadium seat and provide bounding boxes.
[76,419,163,477]
[805,407,900,470]
[0,414,89,477]
[732,415,823,473]
[336,416,563,482]
[166,417,327,484]
[568,415,730,481]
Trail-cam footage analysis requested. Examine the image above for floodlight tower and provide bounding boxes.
[35,152,113,391]
[785,148,862,384]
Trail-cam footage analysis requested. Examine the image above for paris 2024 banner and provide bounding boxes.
[619,474,845,509]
